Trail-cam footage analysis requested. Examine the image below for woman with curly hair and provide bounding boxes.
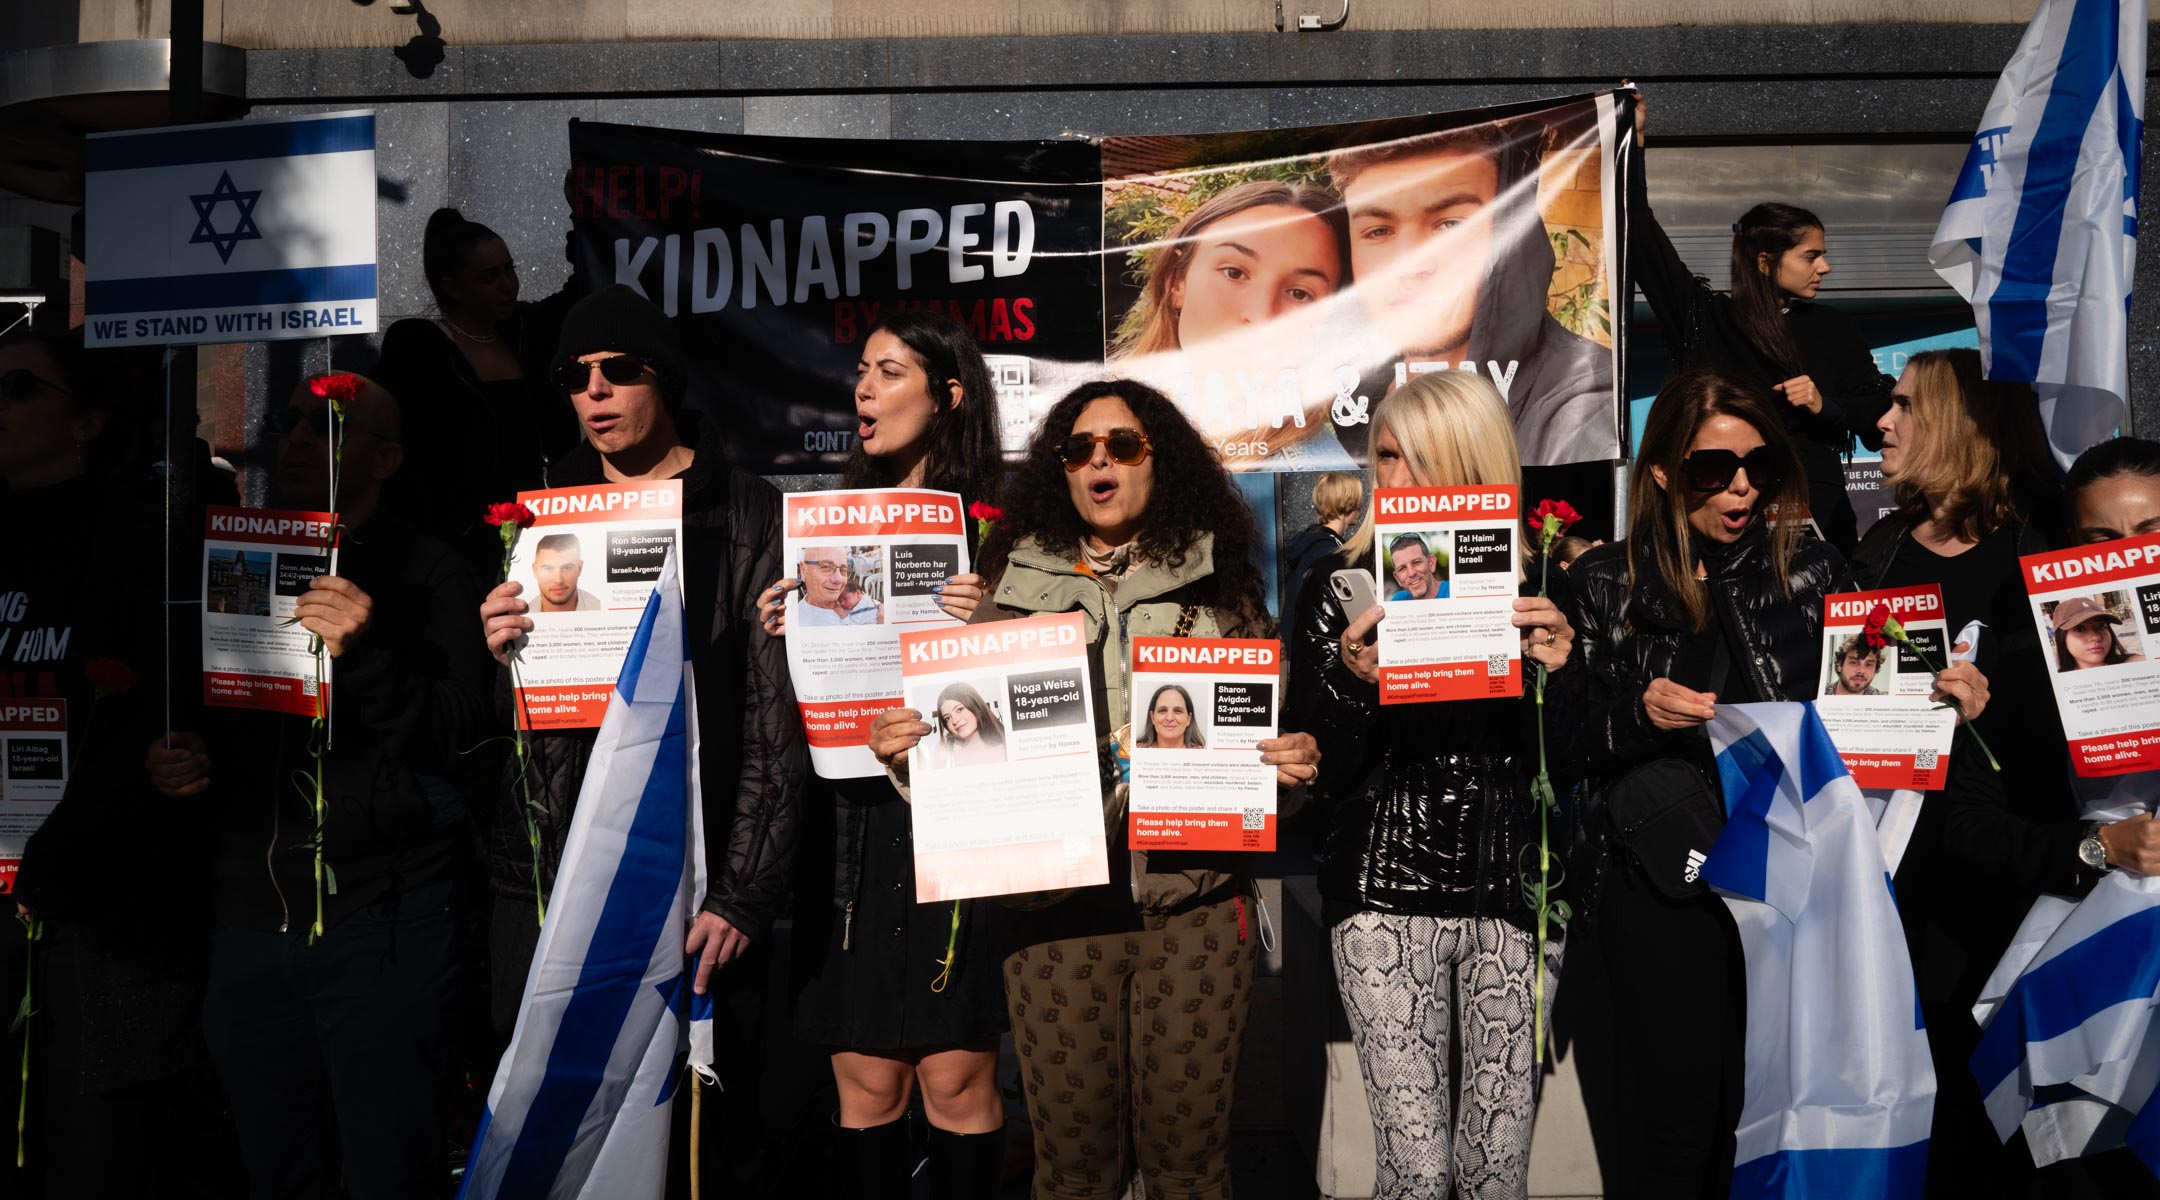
[869,379,1320,1200]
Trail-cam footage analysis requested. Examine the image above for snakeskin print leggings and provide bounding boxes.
[1004,894,1253,1200]
[1330,912,1554,1200]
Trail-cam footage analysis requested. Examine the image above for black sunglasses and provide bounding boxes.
[1681,447,1787,494]
[263,403,341,440]
[1057,428,1152,470]
[0,369,68,400]
[551,355,652,394]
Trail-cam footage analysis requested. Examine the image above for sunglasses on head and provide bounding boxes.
[1057,428,1151,471]
[551,354,652,394]
[1680,447,1787,495]
[0,369,68,401]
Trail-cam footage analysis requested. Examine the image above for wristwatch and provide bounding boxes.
[2078,821,2110,872]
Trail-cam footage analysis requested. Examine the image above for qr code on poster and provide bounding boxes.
[1915,749,1938,772]
[1487,654,1509,676]
[301,677,318,697]
[1242,808,1267,831]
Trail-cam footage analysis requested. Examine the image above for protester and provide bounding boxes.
[477,285,804,1192]
[1628,95,1893,555]
[1284,371,1576,1198]
[1549,535,1595,568]
[1330,121,1614,464]
[374,208,582,577]
[1553,369,1846,1198]
[1281,471,1363,617]
[0,330,220,1199]
[146,371,481,1199]
[759,309,1010,1200]
[867,379,1319,1200]
[1848,346,2093,1196]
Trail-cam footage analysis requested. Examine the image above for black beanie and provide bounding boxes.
[551,284,688,399]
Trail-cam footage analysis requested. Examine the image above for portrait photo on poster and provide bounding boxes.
[1134,679,1210,750]
[2045,592,2149,673]
[1382,530,1453,601]
[795,543,886,629]
[909,675,1011,772]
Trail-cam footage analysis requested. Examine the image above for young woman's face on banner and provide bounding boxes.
[1344,150,1498,358]
[854,330,946,461]
[1171,204,1342,360]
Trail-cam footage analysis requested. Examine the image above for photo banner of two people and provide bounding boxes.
[567,91,1630,474]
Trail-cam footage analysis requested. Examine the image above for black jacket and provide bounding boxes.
[1628,156,1893,552]
[204,510,490,934]
[1284,556,1545,924]
[1555,530,1851,786]
[486,413,806,940]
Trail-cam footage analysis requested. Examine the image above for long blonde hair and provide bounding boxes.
[1886,348,2050,542]
[1625,370,1808,632]
[1344,372,1523,580]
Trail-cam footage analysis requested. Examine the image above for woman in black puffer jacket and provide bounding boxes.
[1554,369,1847,1200]
[1285,371,1577,1200]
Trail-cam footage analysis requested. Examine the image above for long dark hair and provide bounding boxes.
[840,308,1004,503]
[422,207,505,313]
[1626,369,1809,632]
[2066,437,2160,501]
[983,379,1271,637]
[1728,202,1821,378]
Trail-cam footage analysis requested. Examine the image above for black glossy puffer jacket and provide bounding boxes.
[486,413,806,940]
[1553,528,1851,786]
[1284,554,1546,924]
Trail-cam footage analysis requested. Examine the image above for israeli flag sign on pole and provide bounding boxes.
[1970,773,2160,1176]
[82,110,378,347]
[1929,0,2145,471]
[1707,704,1935,1197]
[462,546,713,1200]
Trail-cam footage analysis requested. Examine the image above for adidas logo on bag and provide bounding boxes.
[1683,849,1707,884]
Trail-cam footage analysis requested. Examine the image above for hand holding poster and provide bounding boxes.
[202,506,335,715]
[2022,535,2160,776]
[1126,638,1280,851]
[1813,586,1957,789]
[507,481,684,729]
[782,488,970,777]
[1371,486,1521,704]
[900,612,1108,903]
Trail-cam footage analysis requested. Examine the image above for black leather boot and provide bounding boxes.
[925,1126,1006,1200]
[836,1116,911,1200]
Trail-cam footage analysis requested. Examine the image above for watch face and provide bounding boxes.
[2080,838,2108,869]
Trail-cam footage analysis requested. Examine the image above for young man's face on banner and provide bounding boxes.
[1342,148,1499,361]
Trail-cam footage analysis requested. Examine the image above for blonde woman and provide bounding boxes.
[1283,371,1575,1199]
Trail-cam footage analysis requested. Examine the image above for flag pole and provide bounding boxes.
[688,1072,703,1200]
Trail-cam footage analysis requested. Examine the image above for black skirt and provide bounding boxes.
[790,792,1008,1051]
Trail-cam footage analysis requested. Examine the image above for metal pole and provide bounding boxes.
[166,0,204,738]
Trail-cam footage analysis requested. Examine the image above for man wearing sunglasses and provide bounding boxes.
[477,284,804,1191]
[148,370,494,1198]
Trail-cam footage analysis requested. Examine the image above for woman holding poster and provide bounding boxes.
[870,379,1319,1200]
[1284,371,1576,1199]
[766,310,1014,1198]
[1555,370,1845,1197]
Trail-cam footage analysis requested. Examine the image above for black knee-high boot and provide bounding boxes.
[836,1117,911,1200]
[925,1126,1005,1200]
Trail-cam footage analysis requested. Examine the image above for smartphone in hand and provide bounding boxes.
[1329,568,1379,623]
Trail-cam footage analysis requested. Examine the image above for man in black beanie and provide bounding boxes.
[477,284,805,1190]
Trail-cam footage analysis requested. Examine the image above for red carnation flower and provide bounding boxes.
[967,501,1004,522]
[1862,602,1892,650]
[484,502,537,529]
[1530,498,1582,534]
[308,373,365,403]
[83,658,135,697]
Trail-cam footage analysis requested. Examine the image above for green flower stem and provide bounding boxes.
[930,901,962,993]
[16,916,40,1169]
[1891,632,2003,772]
[500,522,547,928]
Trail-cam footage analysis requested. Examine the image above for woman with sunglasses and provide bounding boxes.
[1284,371,1576,1199]
[374,208,581,577]
[868,379,1320,1200]
[760,309,1013,1199]
[1554,369,1847,1197]
[1629,93,1892,555]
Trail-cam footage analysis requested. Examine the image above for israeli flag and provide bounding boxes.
[1971,773,2160,1176]
[83,110,379,348]
[1707,704,1935,1197]
[462,548,713,1200]
[1929,0,2146,470]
